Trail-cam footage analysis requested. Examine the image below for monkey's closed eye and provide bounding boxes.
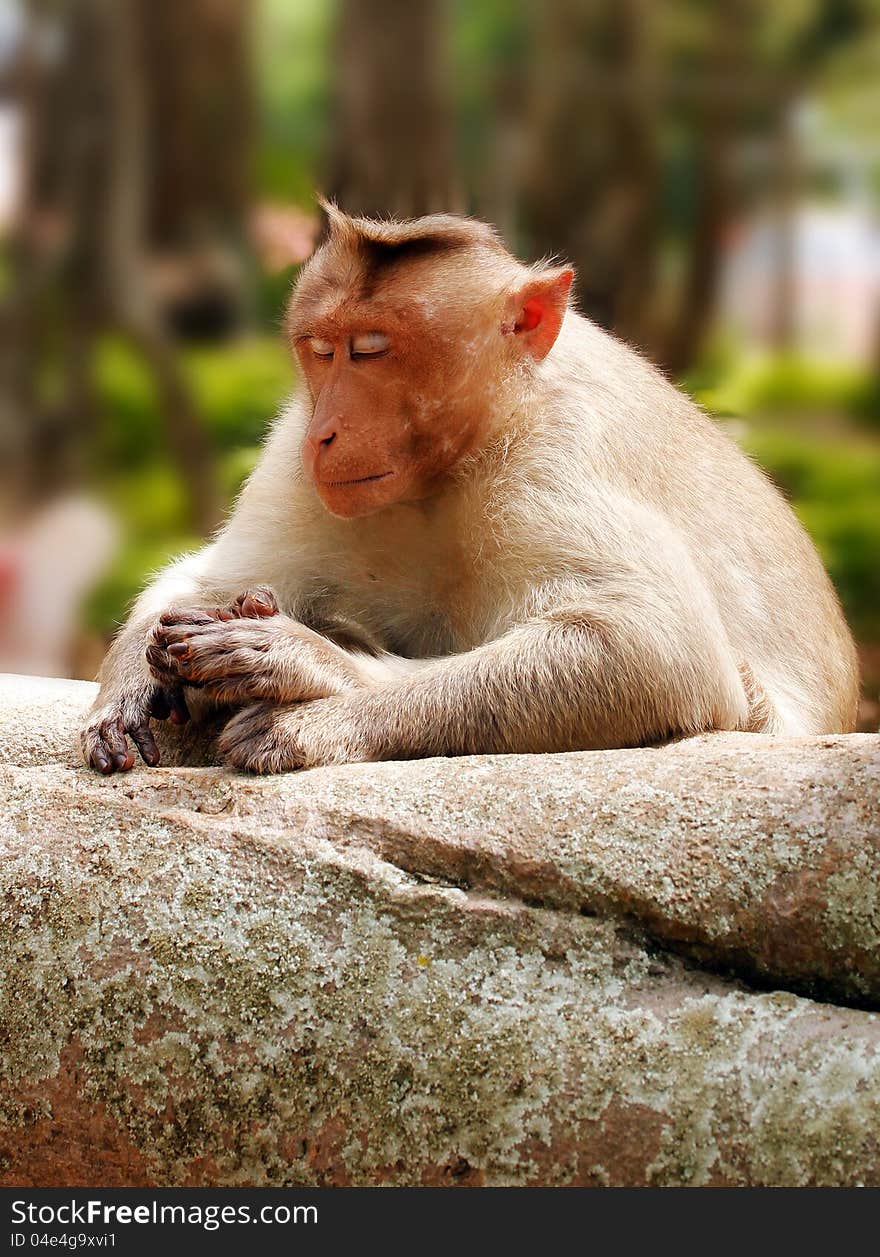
[309,337,335,358]
[351,331,390,358]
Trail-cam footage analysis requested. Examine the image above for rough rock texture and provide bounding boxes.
[1,672,879,1187]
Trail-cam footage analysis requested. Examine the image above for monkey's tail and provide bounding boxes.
[737,662,784,734]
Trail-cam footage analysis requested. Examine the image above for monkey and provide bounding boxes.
[81,203,859,775]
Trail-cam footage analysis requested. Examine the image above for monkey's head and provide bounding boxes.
[285,203,574,519]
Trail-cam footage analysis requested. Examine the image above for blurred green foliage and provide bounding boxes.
[92,337,292,468]
[692,352,877,423]
[737,424,880,639]
[256,0,332,204]
[86,337,292,631]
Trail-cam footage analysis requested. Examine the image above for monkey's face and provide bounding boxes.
[287,217,573,519]
[293,307,497,520]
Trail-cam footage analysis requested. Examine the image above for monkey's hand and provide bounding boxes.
[81,679,191,775]
[82,589,276,775]
[148,588,366,707]
[218,698,366,774]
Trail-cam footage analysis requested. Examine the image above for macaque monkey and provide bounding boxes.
[82,204,859,775]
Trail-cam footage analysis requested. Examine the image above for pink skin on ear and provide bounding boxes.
[505,267,575,362]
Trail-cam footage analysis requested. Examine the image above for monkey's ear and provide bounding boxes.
[503,267,574,361]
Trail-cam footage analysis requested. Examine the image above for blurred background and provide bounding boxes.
[0,0,877,727]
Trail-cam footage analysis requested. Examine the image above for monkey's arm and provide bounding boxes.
[218,565,750,772]
[84,568,400,773]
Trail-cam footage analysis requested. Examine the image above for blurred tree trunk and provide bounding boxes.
[2,0,105,512]
[522,0,661,348]
[135,0,253,340]
[0,7,40,518]
[660,0,750,377]
[327,0,458,218]
[137,0,253,248]
[599,0,661,351]
[768,99,800,352]
[4,0,224,532]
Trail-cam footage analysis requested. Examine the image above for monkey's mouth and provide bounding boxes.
[324,471,393,488]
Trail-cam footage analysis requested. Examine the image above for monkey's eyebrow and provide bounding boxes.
[286,312,338,344]
[284,310,315,341]
[284,293,326,338]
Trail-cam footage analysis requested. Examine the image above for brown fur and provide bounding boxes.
[81,207,859,775]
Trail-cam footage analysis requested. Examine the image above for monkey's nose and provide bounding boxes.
[306,426,337,456]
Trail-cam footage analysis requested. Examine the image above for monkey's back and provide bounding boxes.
[547,315,859,734]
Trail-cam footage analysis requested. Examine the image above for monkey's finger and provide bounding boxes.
[83,720,122,774]
[84,735,112,775]
[199,669,274,702]
[168,690,191,725]
[234,587,279,618]
[155,621,227,648]
[179,640,276,686]
[159,608,219,629]
[130,722,161,767]
[99,718,135,772]
[217,704,272,769]
[146,641,181,685]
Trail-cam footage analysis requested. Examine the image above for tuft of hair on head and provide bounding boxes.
[315,196,508,268]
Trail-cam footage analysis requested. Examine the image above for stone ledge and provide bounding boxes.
[1,673,879,1185]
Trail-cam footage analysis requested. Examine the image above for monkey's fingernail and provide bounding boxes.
[113,751,134,771]
[168,643,190,658]
[95,755,111,774]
